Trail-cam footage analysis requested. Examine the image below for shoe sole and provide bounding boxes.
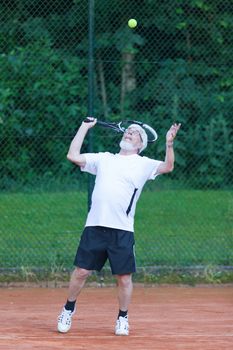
[115,331,129,336]
[57,326,71,333]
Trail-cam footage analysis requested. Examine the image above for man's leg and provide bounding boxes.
[67,267,91,301]
[116,273,133,311]
[115,273,133,336]
[57,267,91,333]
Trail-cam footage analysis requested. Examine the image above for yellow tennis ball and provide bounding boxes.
[128,18,137,28]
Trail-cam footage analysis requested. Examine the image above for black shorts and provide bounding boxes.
[73,226,136,275]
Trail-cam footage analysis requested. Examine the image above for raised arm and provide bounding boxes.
[157,123,181,174]
[67,117,97,167]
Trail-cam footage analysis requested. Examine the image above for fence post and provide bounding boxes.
[87,0,95,210]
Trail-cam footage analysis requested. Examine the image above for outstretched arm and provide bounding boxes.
[157,123,181,174]
[67,117,97,167]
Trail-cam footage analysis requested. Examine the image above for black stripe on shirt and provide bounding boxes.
[126,188,138,216]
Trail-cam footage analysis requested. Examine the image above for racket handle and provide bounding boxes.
[84,118,109,127]
[84,117,95,123]
[84,118,122,133]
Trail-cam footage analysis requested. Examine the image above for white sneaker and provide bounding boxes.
[57,307,75,333]
[115,316,129,336]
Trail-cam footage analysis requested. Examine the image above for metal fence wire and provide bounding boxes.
[0,0,233,274]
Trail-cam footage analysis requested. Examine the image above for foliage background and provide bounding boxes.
[0,0,232,275]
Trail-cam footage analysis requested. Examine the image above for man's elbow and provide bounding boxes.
[168,164,174,172]
[67,152,79,164]
[67,152,85,167]
[163,164,174,173]
[67,152,74,162]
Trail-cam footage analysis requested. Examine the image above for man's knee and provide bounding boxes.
[73,267,91,280]
[117,274,132,288]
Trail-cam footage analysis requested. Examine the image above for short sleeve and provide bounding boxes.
[147,160,163,180]
[80,153,101,175]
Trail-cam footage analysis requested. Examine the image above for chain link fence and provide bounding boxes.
[0,0,233,277]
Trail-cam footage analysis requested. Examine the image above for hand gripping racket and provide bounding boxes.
[84,117,158,142]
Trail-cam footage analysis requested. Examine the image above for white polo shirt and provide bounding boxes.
[81,152,162,232]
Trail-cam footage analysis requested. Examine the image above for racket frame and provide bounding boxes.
[84,117,158,142]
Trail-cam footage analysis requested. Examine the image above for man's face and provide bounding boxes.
[121,127,143,152]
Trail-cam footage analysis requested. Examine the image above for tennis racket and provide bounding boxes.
[84,117,158,142]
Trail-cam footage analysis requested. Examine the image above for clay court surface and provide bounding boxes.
[0,285,232,350]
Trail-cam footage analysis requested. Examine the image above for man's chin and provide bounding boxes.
[119,140,136,151]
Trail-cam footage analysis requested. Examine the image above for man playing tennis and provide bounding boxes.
[57,117,181,335]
